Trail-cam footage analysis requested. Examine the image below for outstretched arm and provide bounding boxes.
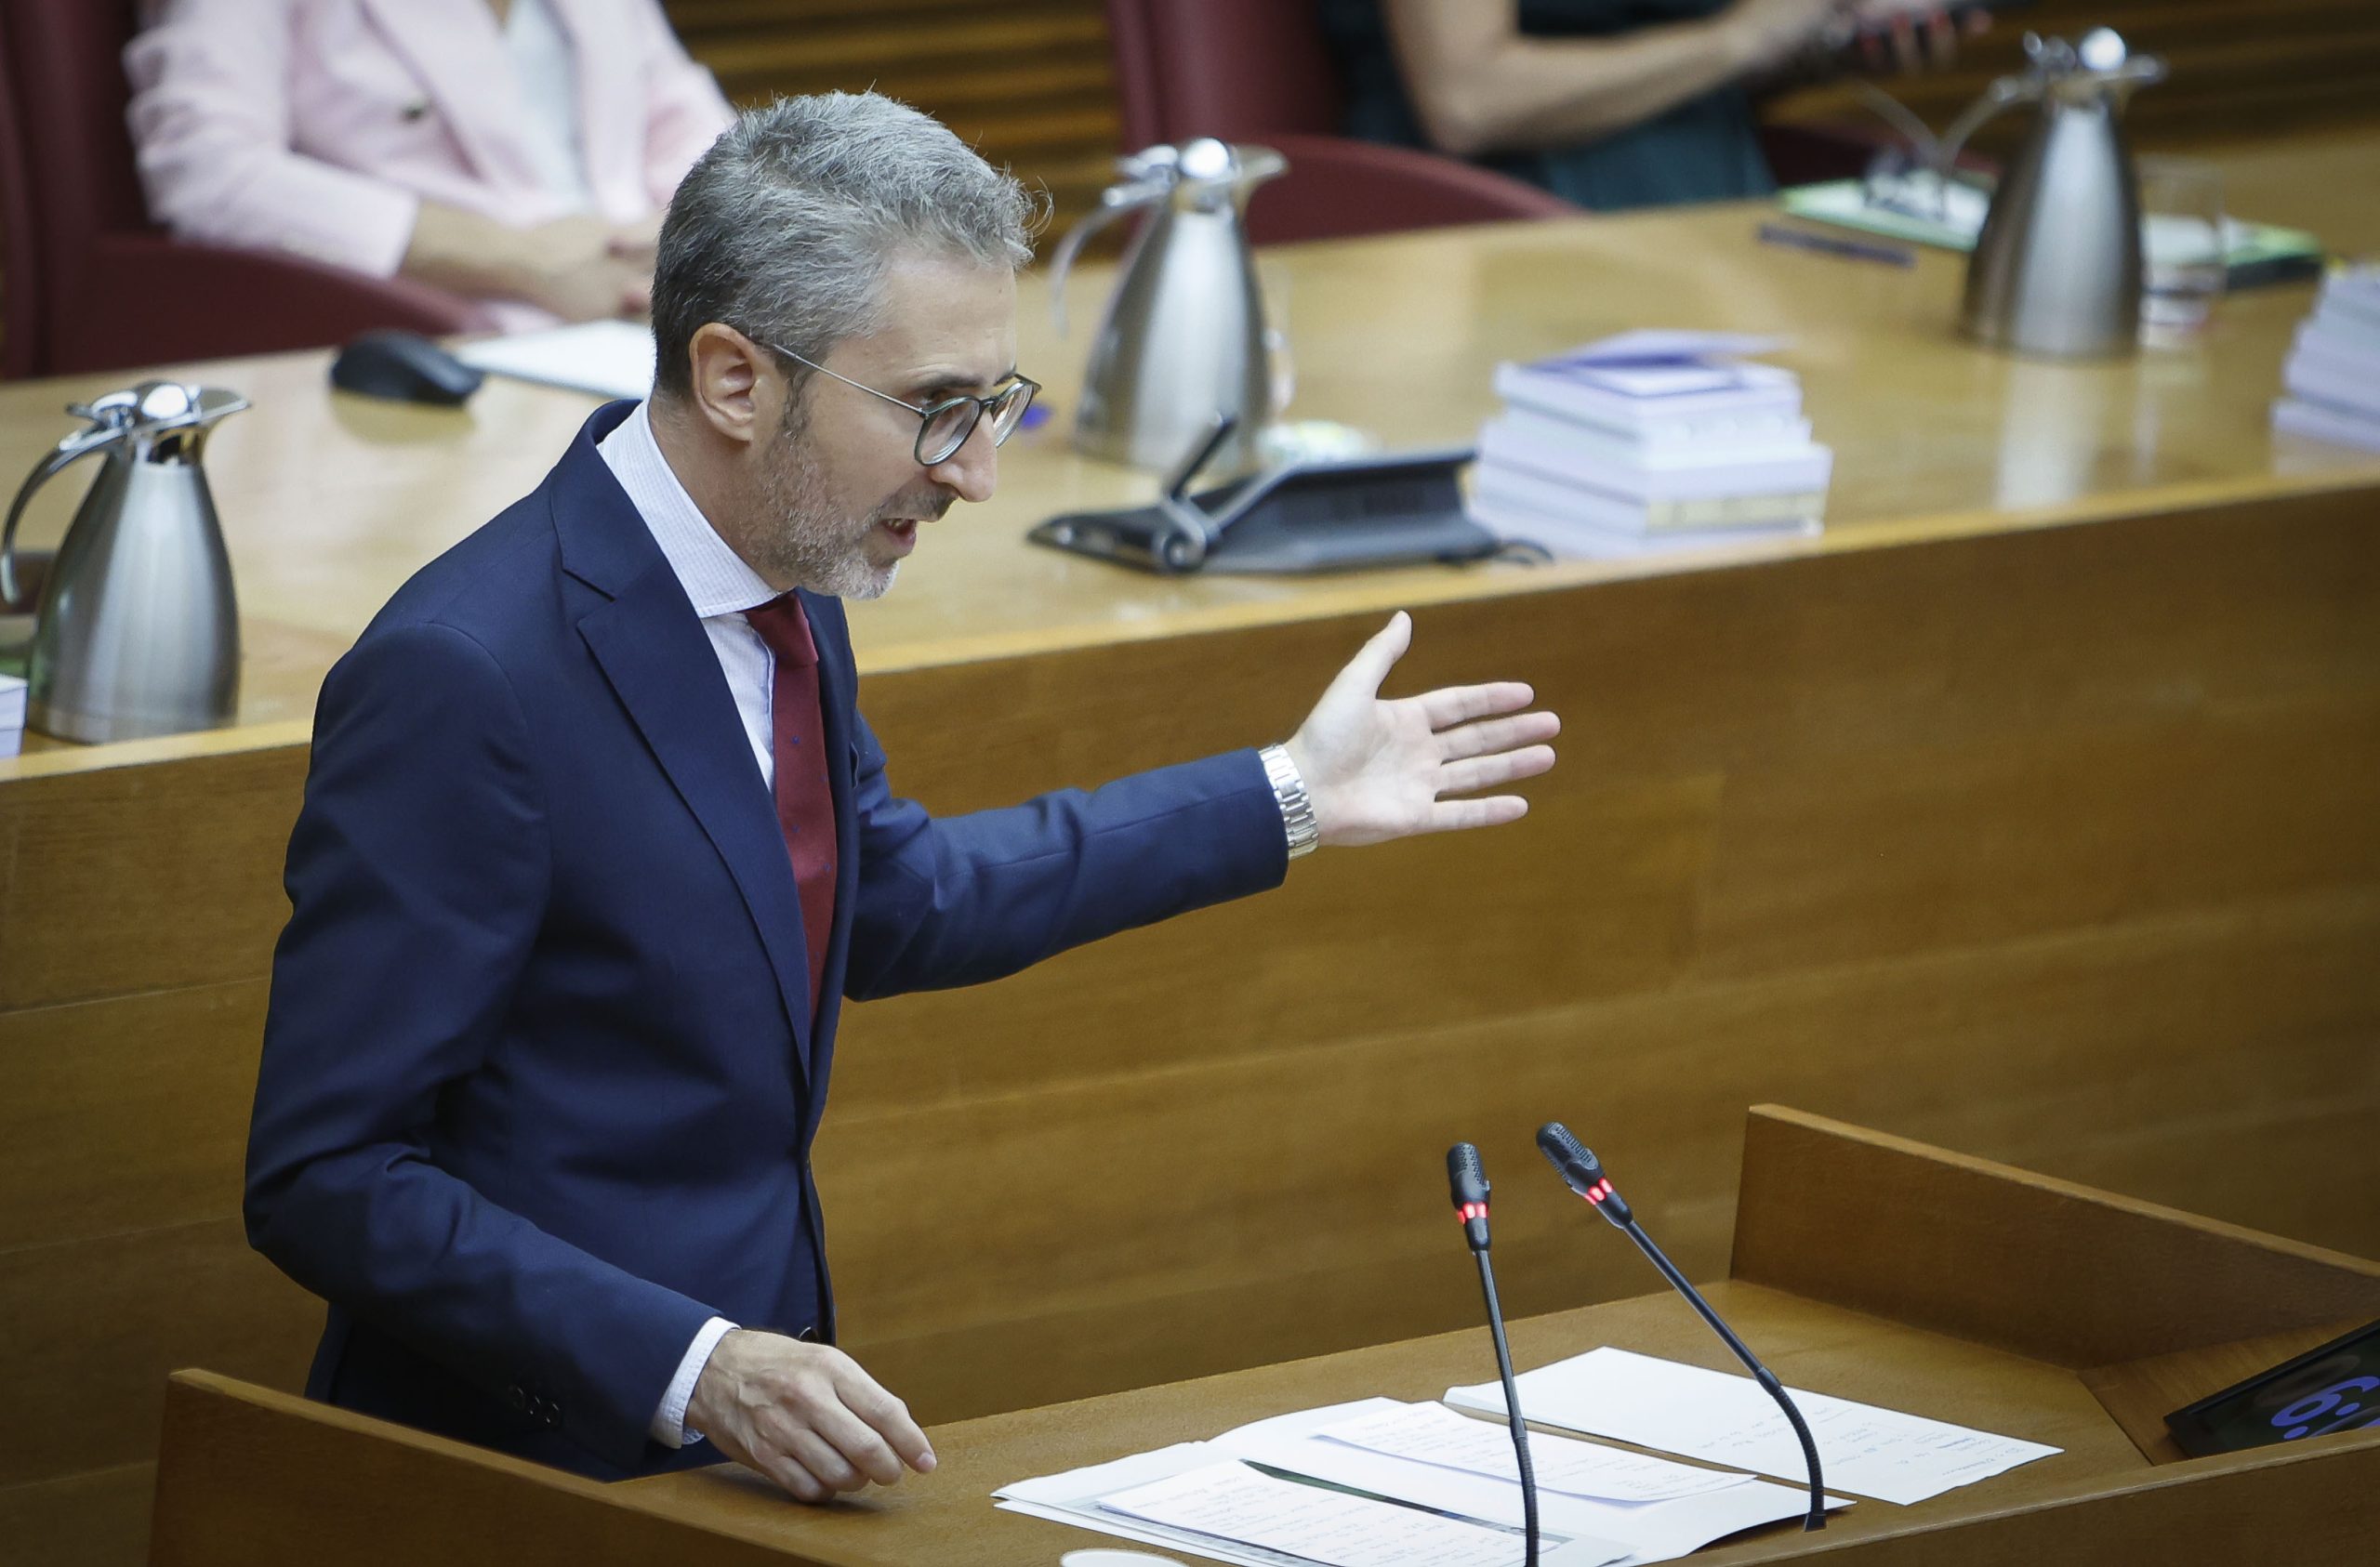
[843,612,1558,999]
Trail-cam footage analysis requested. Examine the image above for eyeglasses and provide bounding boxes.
[760,339,1039,467]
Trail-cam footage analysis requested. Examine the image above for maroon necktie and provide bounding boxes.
[741,595,837,1022]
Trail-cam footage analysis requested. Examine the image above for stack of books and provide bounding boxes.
[1468,332,1831,558]
[0,673,23,757]
[2272,265,2380,454]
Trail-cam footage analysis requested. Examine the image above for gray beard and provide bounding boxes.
[752,405,901,600]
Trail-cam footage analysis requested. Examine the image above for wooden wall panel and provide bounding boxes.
[0,750,301,1010]
[665,0,1123,230]
[1732,1107,2380,1372]
[0,982,263,1252]
[819,882,2380,1421]
[0,1218,319,1491]
[0,1465,156,1567]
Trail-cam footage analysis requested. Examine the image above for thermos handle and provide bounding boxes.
[1046,179,1168,338]
[1933,72,2038,180]
[2,424,122,608]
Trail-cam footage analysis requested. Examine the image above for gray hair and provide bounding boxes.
[651,93,1038,400]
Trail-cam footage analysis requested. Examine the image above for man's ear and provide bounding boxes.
[683,323,776,449]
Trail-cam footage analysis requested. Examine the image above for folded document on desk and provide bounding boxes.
[997,1396,1832,1566]
[1448,1347,2059,1506]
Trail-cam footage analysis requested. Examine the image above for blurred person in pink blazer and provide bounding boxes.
[126,0,736,332]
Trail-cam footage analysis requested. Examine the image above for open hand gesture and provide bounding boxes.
[1282,612,1559,849]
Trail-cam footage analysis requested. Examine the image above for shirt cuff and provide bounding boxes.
[650,1315,738,1448]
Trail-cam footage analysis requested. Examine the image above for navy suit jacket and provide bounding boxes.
[247,402,1286,1478]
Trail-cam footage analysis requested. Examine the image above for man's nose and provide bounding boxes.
[926,417,998,504]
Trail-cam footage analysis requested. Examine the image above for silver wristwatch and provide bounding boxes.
[1260,744,1319,860]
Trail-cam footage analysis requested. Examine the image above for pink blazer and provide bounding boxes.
[125,0,734,327]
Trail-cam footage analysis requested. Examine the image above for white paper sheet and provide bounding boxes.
[1448,1348,2059,1506]
[1315,1402,1750,1504]
[999,1442,1328,1567]
[995,1399,1844,1567]
[1211,1400,1836,1565]
[1098,1461,1525,1567]
[996,1432,1626,1567]
[454,320,655,400]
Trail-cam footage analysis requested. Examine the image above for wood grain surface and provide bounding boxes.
[2083,1314,2379,1464]
[143,1114,2380,1567]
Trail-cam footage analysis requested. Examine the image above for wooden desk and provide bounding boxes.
[147,1110,2380,1566]
[4,135,2376,757]
[7,135,2380,1565]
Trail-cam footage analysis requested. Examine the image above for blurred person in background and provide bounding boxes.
[126,0,735,330]
[1320,0,1985,212]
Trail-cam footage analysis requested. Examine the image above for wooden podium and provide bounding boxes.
[148,1108,2380,1566]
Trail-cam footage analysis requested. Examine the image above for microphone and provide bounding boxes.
[1449,1140,1493,1250]
[1536,1123,1829,1533]
[1445,1143,1540,1567]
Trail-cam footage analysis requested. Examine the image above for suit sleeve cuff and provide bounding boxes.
[649,1315,737,1448]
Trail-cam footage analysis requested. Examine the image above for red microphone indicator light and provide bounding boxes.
[1538,1123,1633,1227]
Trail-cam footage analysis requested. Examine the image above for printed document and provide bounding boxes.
[1448,1347,2059,1506]
[996,1397,1840,1566]
[1315,1401,1751,1503]
[1098,1460,1528,1567]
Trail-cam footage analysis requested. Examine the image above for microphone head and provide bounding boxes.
[1448,1141,1491,1207]
[1536,1123,1601,1190]
[1447,1141,1492,1251]
[1539,1122,1631,1225]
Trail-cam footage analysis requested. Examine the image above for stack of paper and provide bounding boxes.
[1469,332,1829,559]
[0,672,24,757]
[997,1397,1840,1566]
[2272,265,2380,454]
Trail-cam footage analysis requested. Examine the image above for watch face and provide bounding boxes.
[2169,1322,2380,1457]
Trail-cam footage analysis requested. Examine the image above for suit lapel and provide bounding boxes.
[358,0,544,193]
[555,409,817,1082]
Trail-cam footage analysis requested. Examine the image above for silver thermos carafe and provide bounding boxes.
[1048,138,1288,474]
[1959,30,2167,359]
[1,381,245,743]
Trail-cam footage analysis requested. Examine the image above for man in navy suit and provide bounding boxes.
[248,92,1558,1500]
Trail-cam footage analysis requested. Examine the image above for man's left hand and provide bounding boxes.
[1283,612,1559,849]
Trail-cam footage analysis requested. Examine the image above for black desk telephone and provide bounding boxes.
[1029,415,1500,576]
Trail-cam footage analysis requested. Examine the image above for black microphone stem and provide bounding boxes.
[1471,1250,1540,1567]
[1617,1217,1827,1533]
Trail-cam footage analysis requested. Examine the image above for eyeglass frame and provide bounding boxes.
[756,337,1038,467]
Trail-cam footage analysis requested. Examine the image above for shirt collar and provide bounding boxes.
[595,399,777,618]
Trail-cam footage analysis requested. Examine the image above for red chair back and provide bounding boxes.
[1104,0,1342,147]
[0,0,150,377]
[1099,0,1576,244]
